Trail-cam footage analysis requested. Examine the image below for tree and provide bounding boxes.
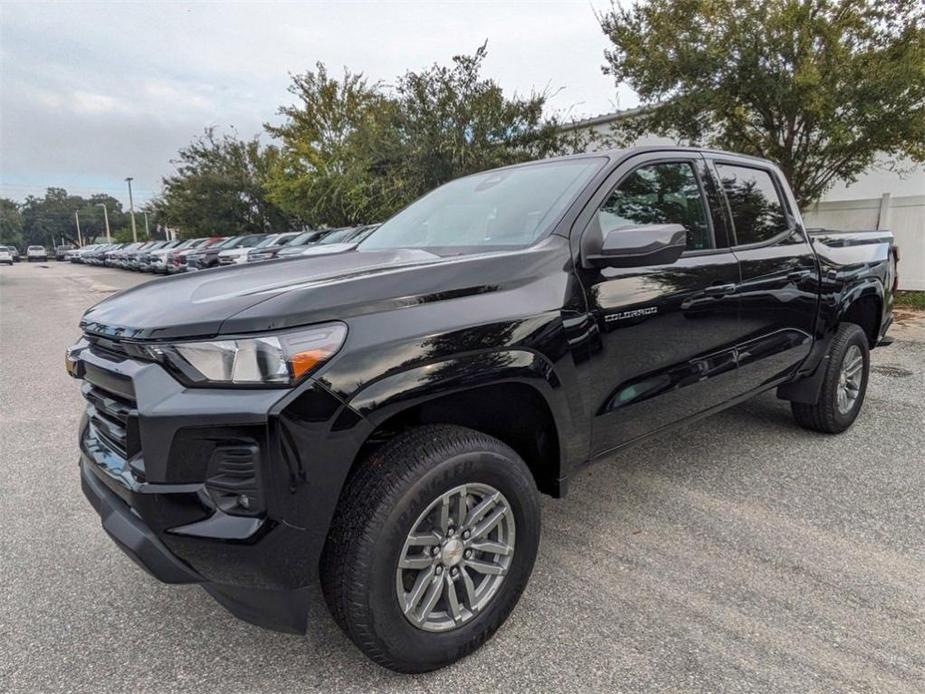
[266,64,404,227]
[18,189,127,247]
[159,128,292,236]
[0,198,23,247]
[266,45,576,226]
[392,43,565,200]
[600,0,925,206]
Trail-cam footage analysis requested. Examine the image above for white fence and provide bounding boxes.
[802,194,925,290]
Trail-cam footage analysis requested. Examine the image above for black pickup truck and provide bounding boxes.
[68,147,897,673]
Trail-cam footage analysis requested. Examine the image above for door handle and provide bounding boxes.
[703,283,736,297]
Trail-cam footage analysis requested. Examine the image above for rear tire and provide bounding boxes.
[791,323,870,434]
[320,424,540,673]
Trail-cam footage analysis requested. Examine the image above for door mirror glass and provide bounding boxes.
[588,223,688,268]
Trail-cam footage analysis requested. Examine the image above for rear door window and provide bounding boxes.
[715,164,789,245]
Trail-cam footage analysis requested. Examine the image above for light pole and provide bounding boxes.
[125,177,138,242]
[74,211,83,246]
[95,203,111,243]
[143,211,150,238]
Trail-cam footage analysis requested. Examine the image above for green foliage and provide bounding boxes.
[895,290,925,310]
[17,189,128,247]
[266,45,577,226]
[158,128,292,236]
[600,0,925,206]
[111,227,139,244]
[0,198,24,247]
[392,43,565,201]
[266,64,403,227]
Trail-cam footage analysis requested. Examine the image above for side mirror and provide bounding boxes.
[586,223,687,268]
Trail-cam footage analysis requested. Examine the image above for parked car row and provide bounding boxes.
[65,226,379,275]
[0,244,78,263]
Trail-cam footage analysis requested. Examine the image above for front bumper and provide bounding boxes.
[80,460,201,584]
[80,459,312,632]
[71,336,369,632]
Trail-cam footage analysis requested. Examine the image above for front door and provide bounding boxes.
[575,152,744,456]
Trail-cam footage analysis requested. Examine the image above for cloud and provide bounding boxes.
[71,91,132,115]
[0,1,633,207]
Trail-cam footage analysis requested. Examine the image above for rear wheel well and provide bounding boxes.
[351,383,562,498]
[842,294,881,347]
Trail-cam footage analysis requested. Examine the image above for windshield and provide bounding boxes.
[319,228,356,244]
[360,158,603,254]
[211,237,239,249]
[287,230,323,246]
[254,234,282,248]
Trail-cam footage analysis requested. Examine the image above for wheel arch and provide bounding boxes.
[345,349,573,498]
[837,286,883,348]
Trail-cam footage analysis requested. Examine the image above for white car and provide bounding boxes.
[0,246,13,265]
[26,245,48,261]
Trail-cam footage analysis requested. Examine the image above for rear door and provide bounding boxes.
[705,157,817,391]
[575,151,744,455]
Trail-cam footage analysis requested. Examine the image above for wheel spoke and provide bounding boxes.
[444,572,463,624]
[406,530,441,547]
[404,565,436,616]
[399,554,434,570]
[468,539,512,556]
[455,488,468,528]
[471,505,506,539]
[417,572,444,622]
[438,495,450,534]
[465,557,507,576]
[460,566,478,608]
[465,492,500,528]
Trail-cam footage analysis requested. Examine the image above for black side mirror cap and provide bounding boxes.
[585,223,687,269]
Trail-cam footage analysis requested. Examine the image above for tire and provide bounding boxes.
[320,424,540,673]
[791,323,870,434]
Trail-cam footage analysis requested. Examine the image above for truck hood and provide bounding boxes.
[81,243,562,341]
[81,248,463,340]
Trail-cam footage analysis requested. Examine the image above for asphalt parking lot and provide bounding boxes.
[2,261,923,693]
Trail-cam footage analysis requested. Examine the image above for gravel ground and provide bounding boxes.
[2,261,923,693]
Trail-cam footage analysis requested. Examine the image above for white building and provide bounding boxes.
[566,111,924,290]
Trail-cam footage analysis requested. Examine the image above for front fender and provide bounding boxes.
[347,348,580,476]
[349,348,560,421]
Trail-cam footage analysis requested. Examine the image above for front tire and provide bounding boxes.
[321,424,540,673]
[791,323,870,433]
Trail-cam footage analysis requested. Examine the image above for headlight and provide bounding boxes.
[147,322,347,387]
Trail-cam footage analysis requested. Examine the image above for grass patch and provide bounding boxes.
[895,291,925,311]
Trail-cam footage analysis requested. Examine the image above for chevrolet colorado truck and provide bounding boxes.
[68,147,897,672]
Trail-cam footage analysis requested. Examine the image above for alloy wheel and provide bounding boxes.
[837,344,863,414]
[395,483,516,632]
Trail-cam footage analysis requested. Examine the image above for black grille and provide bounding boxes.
[82,381,139,459]
[85,334,130,360]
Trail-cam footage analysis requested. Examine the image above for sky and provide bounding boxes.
[0,0,635,208]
